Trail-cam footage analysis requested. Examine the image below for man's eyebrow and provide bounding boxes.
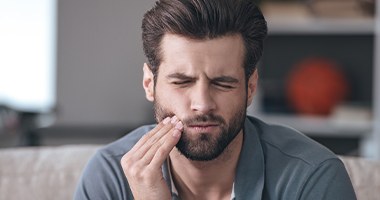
[212,76,239,83]
[166,73,194,80]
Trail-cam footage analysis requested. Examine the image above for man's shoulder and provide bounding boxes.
[247,115,337,166]
[98,124,155,158]
[244,116,357,199]
[74,125,155,200]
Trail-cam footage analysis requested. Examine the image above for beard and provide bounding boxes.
[153,98,247,161]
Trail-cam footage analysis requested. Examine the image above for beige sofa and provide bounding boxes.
[0,145,379,200]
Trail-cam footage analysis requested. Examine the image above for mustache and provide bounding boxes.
[182,114,225,125]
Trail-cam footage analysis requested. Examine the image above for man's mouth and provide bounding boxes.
[186,123,219,132]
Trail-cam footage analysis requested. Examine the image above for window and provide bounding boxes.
[0,0,56,112]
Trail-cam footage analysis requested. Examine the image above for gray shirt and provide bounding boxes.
[74,116,357,200]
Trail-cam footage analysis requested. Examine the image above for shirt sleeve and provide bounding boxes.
[73,150,133,200]
[298,158,357,200]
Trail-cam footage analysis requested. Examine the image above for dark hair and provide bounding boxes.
[142,0,267,81]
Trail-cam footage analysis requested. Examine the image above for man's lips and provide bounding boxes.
[186,123,219,132]
[187,123,219,127]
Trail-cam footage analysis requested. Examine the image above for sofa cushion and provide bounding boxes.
[1,145,379,200]
[340,156,380,200]
[0,145,100,200]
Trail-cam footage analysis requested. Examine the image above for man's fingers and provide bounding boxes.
[133,117,179,158]
[126,116,182,166]
[129,117,171,155]
[121,117,175,174]
[149,124,182,168]
[142,117,179,150]
[139,120,183,165]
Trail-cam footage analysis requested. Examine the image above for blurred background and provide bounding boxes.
[0,0,379,159]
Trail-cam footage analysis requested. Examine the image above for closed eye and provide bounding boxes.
[172,80,192,85]
[212,82,235,89]
[211,76,239,89]
[167,73,195,87]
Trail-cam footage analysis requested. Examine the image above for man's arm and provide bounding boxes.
[298,158,357,200]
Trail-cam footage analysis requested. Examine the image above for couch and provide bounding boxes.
[0,145,379,200]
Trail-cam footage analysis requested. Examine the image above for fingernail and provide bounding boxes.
[171,116,178,124]
[163,117,171,124]
[172,129,181,138]
[175,121,183,130]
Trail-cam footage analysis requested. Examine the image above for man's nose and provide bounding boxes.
[190,83,217,114]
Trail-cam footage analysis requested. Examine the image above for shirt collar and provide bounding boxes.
[234,117,265,199]
[167,159,236,200]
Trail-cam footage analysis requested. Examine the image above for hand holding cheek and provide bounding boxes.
[120,116,183,200]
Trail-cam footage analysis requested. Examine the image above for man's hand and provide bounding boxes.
[121,116,183,200]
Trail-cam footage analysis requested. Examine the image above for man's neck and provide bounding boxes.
[168,131,244,200]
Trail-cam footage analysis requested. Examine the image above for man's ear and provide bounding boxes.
[246,69,258,107]
[143,63,155,102]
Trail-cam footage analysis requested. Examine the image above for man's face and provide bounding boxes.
[143,33,257,161]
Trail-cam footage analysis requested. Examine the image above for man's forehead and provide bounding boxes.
[158,33,245,74]
[160,33,243,48]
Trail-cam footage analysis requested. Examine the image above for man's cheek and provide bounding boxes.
[153,101,175,122]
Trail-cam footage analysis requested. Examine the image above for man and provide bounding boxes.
[74,0,357,199]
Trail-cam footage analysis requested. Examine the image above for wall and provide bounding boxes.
[56,0,158,127]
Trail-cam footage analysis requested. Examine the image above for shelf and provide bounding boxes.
[261,2,375,35]
[256,1,379,157]
[253,114,372,137]
[267,18,375,35]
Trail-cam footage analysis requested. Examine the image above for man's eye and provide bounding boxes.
[172,81,191,85]
[213,82,234,89]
